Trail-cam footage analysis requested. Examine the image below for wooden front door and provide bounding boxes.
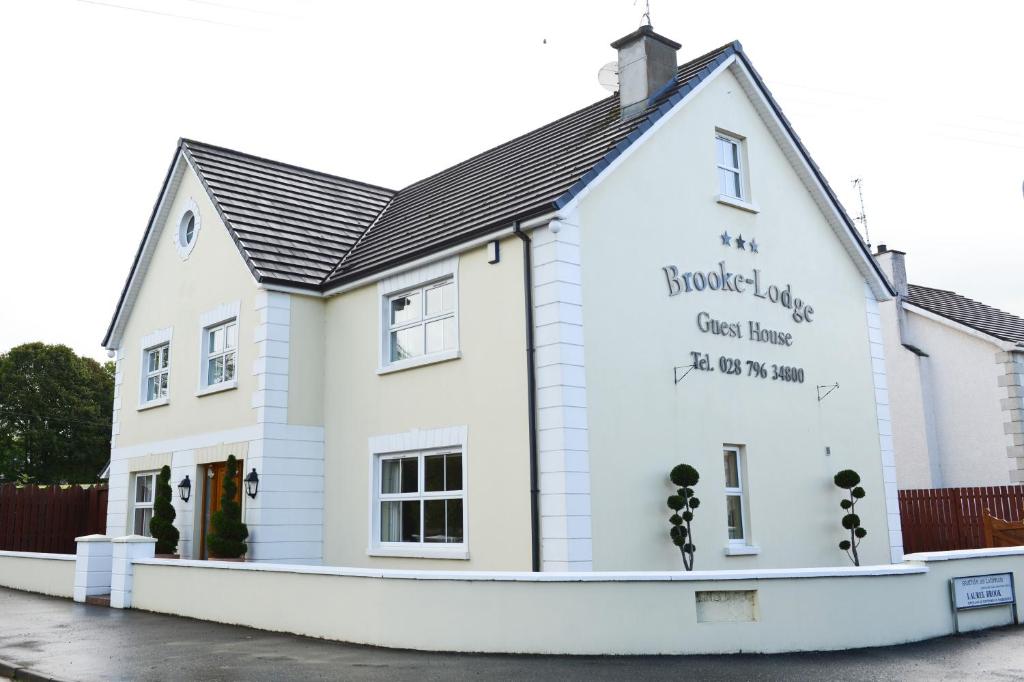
[199,460,243,559]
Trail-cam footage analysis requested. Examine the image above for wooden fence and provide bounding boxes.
[0,483,108,554]
[899,486,1024,554]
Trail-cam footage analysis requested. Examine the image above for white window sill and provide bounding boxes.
[717,194,760,214]
[367,545,469,560]
[377,349,461,375]
[195,380,238,397]
[137,397,170,412]
[724,544,761,556]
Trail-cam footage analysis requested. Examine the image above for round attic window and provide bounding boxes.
[179,212,196,248]
[174,199,201,259]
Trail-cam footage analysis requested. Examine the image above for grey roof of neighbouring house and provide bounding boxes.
[907,284,1024,346]
[104,37,893,347]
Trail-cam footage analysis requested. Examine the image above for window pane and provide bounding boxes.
[724,451,739,488]
[424,454,445,492]
[441,282,455,313]
[380,500,400,541]
[731,170,742,198]
[445,454,462,491]
[381,459,401,494]
[443,317,456,351]
[425,319,445,354]
[391,326,423,361]
[716,137,728,165]
[401,500,420,542]
[148,350,159,373]
[224,352,236,381]
[726,495,744,540]
[226,323,237,350]
[185,215,195,242]
[446,498,463,543]
[135,475,152,503]
[729,140,739,168]
[147,376,158,401]
[425,285,443,317]
[424,499,446,543]
[211,327,225,353]
[134,508,152,536]
[390,292,421,326]
[158,373,167,398]
[208,356,223,385]
[160,346,169,368]
[718,168,731,196]
[400,457,418,494]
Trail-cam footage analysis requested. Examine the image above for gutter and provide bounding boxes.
[514,221,542,573]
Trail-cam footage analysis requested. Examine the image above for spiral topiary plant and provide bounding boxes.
[207,454,249,559]
[148,465,179,555]
[666,463,701,571]
[834,469,867,566]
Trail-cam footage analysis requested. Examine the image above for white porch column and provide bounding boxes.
[110,535,156,609]
[73,534,112,603]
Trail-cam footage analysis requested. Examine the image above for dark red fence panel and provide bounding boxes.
[899,486,1024,554]
[0,483,108,554]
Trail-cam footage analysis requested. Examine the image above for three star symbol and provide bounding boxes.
[720,231,759,254]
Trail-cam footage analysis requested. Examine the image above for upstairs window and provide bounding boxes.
[203,319,237,388]
[387,278,456,364]
[143,343,170,404]
[716,133,745,200]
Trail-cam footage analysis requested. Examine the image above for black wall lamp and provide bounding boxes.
[177,475,191,503]
[244,468,260,499]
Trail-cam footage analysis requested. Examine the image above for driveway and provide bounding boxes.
[1,587,1023,681]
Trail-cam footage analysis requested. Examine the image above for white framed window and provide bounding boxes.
[383,277,458,369]
[143,343,170,403]
[173,198,201,259]
[203,319,237,389]
[724,446,747,545]
[715,132,746,200]
[376,449,465,546]
[131,471,157,536]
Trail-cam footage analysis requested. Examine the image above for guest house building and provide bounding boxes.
[102,26,903,572]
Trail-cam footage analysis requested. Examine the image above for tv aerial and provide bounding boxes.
[598,62,619,92]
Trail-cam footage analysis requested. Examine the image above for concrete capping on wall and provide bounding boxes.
[866,284,904,563]
[904,546,1024,562]
[531,215,593,571]
[0,551,75,561]
[133,557,925,581]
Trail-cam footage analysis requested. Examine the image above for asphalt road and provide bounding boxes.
[1,587,1023,681]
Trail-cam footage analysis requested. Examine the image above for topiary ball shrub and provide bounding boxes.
[666,463,700,571]
[833,469,867,566]
[834,469,861,489]
[670,464,699,488]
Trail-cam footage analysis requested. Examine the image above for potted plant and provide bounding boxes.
[149,465,180,558]
[206,454,249,561]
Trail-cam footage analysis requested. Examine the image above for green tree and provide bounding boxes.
[206,454,249,558]
[834,469,868,566]
[667,463,701,571]
[148,465,179,554]
[0,343,113,483]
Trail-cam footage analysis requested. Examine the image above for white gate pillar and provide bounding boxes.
[73,534,112,603]
[110,535,156,609]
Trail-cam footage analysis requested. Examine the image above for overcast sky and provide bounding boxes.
[1,0,1021,362]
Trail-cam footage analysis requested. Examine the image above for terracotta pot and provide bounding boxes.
[154,553,180,560]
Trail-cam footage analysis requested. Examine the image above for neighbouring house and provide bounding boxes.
[101,25,902,571]
[875,246,1024,489]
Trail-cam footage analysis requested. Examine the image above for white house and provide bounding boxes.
[101,26,902,572]
[875,246,1024,489]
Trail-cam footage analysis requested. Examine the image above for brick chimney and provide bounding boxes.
[610,25,681,119]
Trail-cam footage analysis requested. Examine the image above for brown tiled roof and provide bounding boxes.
[907,284,1024,345]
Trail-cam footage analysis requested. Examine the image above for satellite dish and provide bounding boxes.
[598,61,619,92]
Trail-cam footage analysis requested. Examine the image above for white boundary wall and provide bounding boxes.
[2,548,1022,654]
[0,551,75,598]
[121,548,1024,655]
